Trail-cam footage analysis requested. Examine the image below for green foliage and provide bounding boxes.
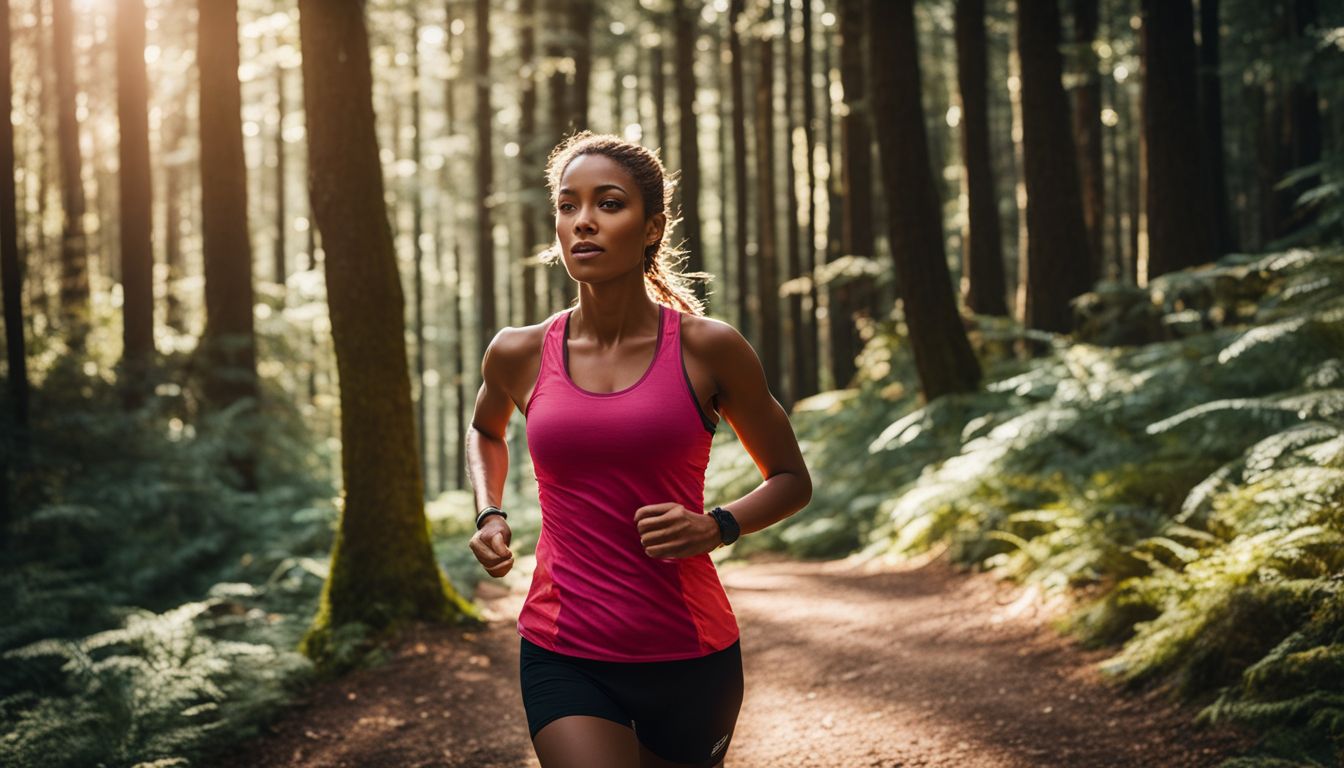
[724,246,1344,765]
[0,324,337,767]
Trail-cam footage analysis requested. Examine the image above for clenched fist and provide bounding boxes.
[634,502,721,560]
[470,517,514,577]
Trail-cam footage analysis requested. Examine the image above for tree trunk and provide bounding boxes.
[163,112,185,333]
[1198,0,1232,256]
[411,8,427,495]
[52,0,88,344]
[729,0,750,340]
[798,0,819,399]
[871,0,981,400]
[652,40,668,158]
[1140,0,1211,281]
[823,14,841,390]
[30,1,50,339]
[546,1,571,311]
[715,25,731,318]
[1071,0,1105,282]
[275,56,288,288]
[198,0,259,487]
[1129,74,1143,283]
[447,5,469,491]
[571,0,593,132]
[475,0,496,357]
[1,0,29,449]
[1273,0,1322,241]
[296,0,475,666]
[834,0,873,386]
[954,0,1007,316]
[755,0,781,397]
[783,0,804,406]
[1016,0,1093,332]
[672,0,704,301]
[519,0,540,325]
[116,0,155,407]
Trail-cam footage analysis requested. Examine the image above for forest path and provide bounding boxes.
[224,549,1255,768]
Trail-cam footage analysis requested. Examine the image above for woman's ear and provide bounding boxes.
[645,212,667,248]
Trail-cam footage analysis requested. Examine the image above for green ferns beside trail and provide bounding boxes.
[706,246,1344,767]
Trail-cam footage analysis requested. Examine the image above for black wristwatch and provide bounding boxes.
[475,506,507,529]
[709,506,740,546]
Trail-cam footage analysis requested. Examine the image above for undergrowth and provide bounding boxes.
[706,246,1344,767]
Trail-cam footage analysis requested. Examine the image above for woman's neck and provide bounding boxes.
[571,278,660,348]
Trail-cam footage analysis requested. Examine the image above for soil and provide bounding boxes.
[214,546,1258,767]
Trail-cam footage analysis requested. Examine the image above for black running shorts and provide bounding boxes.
[519,635,744,767]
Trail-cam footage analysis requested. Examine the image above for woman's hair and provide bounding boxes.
[537,131,711,316]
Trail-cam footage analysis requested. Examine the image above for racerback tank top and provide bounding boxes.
[519,303,740,662]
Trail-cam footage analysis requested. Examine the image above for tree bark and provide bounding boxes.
[571,0,593,132]
[411,8,427,494]
[954,0,1007,316]
[116,0,155,406]
[834,0,873,386]
[797,0,820,398]
[652,38,668,159]
[714,25,731,317]
[1198,0,1232,256]
[871,0,981,400]
[519,0,540,325]
[1016,0,1093,332]
[163,112,185,333]
[783,0,805,405]
[198,0,259,487]
[275,55,288,288]
[296,0,474,665]
[1272,0,1321,241]
[546,1,571,311]
[729,0,750,339]
[672,0,704,301]
[446,4,469,490]
[823,14,841,390]
[755,0,781,397]
[475,0,496,356]
[1,0,29,445]
[1140,0,1211,281]
[52,0,88,344]
[1071,0,1105,282]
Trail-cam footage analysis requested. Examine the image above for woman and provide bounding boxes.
[466,131,812,768]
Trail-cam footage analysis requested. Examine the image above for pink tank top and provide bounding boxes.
[519,303,740,662]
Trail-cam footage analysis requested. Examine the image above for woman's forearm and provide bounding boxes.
[714,470,812,537]
[466,426,510,513]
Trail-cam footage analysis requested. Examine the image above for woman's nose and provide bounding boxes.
[573,206,597,233]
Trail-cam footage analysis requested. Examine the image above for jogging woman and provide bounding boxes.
[466,131,812,768]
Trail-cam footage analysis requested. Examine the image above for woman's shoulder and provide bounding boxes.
[482,313,561,380]
[678,312,755,366]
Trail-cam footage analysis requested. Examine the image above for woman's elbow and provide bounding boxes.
[795,468,813,509]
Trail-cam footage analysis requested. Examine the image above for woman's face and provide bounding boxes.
[554,153,664,283]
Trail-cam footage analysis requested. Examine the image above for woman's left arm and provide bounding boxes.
[701,320,813,537]
[635,319,812,559]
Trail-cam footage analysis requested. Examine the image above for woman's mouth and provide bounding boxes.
[572,243,604,259]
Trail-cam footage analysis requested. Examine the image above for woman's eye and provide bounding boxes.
[557,202,574,213]
[600,200,622,210]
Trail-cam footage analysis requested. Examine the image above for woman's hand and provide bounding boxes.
[469,517,514,577]
[634,503,721,559]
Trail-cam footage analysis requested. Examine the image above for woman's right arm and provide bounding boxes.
[466,329,523,578]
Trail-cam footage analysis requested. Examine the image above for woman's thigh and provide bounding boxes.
[533,715,639,768]
[621,640,744,767]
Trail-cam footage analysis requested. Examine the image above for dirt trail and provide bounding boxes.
[221,548,1255,768]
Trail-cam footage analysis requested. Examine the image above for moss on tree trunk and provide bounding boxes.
[296,0,480,672]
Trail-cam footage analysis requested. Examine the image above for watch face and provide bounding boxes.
[713,507,739,544]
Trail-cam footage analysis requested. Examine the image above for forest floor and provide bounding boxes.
[216,547,1258,768]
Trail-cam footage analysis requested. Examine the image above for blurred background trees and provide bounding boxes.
[2,0,1343,763]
